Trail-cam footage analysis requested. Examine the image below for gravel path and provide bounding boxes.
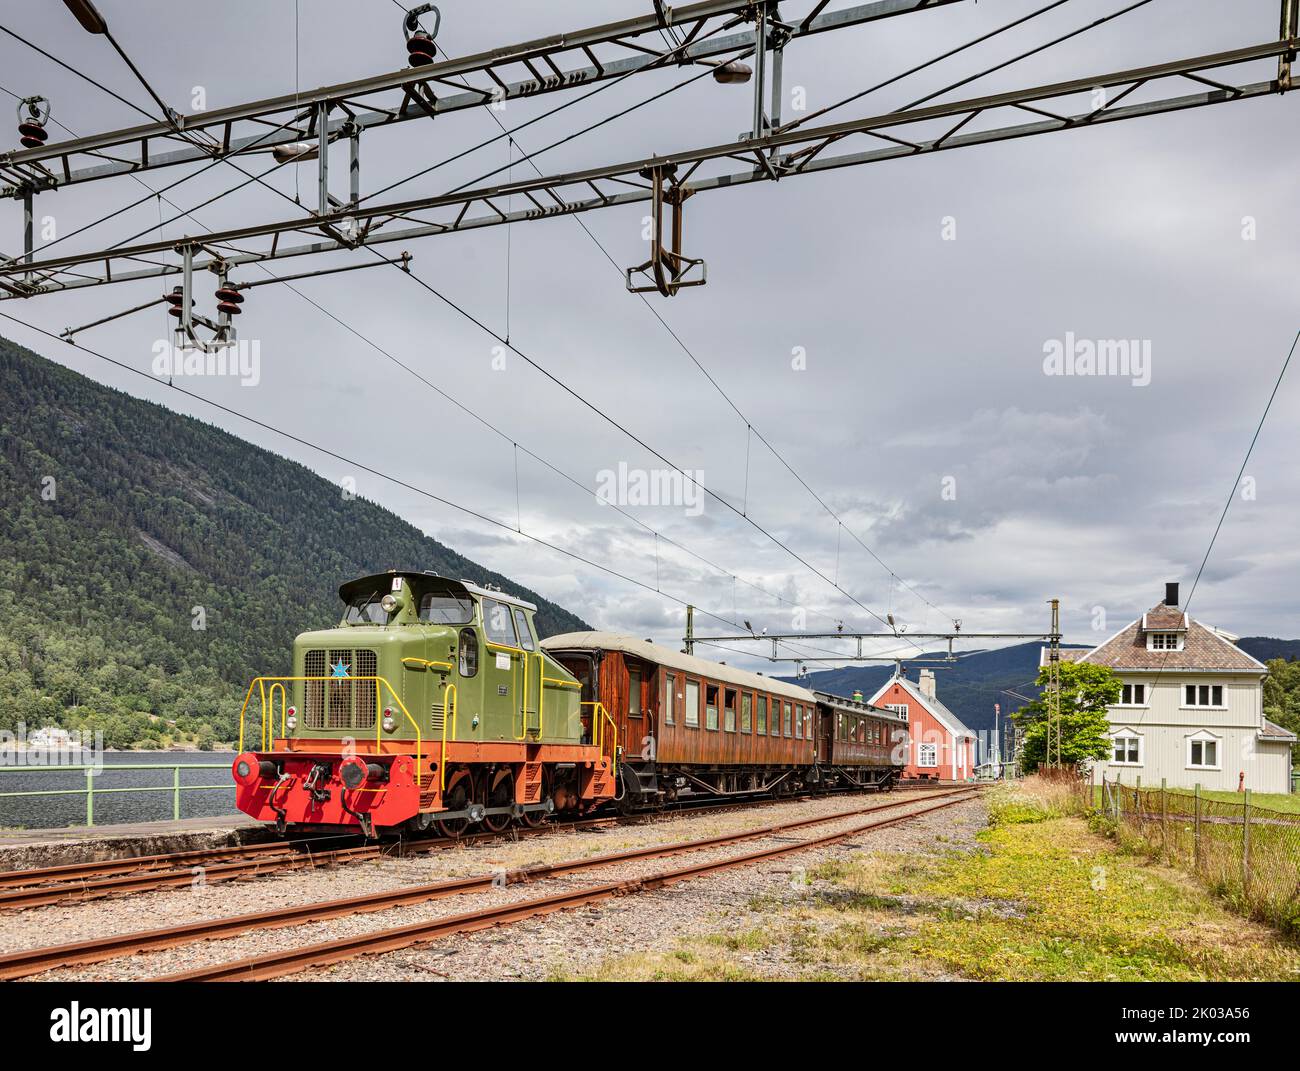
[9,789,983,981]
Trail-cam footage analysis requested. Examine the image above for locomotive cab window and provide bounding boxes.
[512,608,536,651]
[345,591,394,626]
[458,628,479,678]
[419,591,475,625]
[724,688,737,732]
[482,599,518,647]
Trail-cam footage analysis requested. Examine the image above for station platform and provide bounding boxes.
[0,813,274,870]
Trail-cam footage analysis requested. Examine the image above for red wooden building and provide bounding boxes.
[868,670,976,781]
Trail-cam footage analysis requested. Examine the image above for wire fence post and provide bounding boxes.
[1161,777,1168,857]
[1193,783,1201,872]
[1242,787,1252,902]
[84,765,94,827]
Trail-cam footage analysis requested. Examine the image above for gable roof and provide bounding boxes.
[867,675,976,739]
[1078,603,1266,673]
[1039,646,1089,667]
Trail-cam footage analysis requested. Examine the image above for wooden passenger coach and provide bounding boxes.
[541,632,906,803]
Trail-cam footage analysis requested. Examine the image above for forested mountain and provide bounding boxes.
[0,336,587,748]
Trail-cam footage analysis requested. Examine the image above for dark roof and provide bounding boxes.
[1080,604,1265,673]
[1261,719,1297,741]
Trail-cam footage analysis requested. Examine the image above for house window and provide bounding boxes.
[724,688,737,732]
[1188,735,1220,770]
[664,673,676,726]
[917,742,938,768]
[684,679,700,728]
[884,703,907,717]
[757,695,768,735]
[628,668,643,718]
[741,693,752,733]
[1184,684,1224,708]
[1148,632,1183,651]
[1119,683,1146,706]
[1111,734,1141,766]
[705,684,719,730]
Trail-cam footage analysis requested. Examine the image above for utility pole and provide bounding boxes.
[684,604,695,655]
[1046,597,1061,767]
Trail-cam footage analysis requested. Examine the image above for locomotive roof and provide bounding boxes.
[540,632,815,702]
[338,571,538,612]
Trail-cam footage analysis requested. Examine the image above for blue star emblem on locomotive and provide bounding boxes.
[330,661,350,678]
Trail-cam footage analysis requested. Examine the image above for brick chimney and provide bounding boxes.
[918,668,936,699]
[1165,581,1179,607]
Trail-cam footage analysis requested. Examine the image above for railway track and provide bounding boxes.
[0,782,929,911]
[0,787,979,981]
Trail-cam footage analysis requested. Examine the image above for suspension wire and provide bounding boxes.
[1126,328,1298,730]
[778,0,1073,135]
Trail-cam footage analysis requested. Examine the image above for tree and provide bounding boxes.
[1012,660,1121,773]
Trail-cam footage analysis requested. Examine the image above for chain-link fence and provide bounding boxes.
[1098,776,1300,934]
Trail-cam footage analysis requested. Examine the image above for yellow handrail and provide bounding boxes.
[582,701,618,776]
[236,675,421,774]
[401,657,453,672]
[440,682,458,792]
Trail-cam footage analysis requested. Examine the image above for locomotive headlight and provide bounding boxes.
[382,707,397,733]
[381,593,399,614]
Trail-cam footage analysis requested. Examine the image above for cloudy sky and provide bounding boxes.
[2,0,1297,672]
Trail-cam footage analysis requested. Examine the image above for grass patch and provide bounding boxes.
[572,813,1300,981]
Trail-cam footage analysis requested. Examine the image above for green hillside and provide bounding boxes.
[0,336,588,749]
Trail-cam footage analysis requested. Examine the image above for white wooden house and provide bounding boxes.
[1050,583,1294,793]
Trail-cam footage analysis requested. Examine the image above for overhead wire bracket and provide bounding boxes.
[625,164,706,297]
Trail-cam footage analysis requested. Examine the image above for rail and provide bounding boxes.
[235,675,422,772]
[0,763,231,827]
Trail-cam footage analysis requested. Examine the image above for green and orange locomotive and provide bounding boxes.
[231,571,619,838]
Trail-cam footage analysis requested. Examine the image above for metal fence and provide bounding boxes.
[1098,776,1300,934]
[0,763,232,828]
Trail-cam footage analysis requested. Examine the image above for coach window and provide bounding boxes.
[628,667,643,719]
[706,684,720,730]
[724,689,737,732]
[757,695,768,735]
[783,701,793,737]
[685,679,700,728]
[794,705,803,739]
[665,673,676,726]
[741,692,752,733]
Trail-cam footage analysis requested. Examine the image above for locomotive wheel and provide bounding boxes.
[521,768,551,829]
[482,768,515,833]
[436,768,475,838]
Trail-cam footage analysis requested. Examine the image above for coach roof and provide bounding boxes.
[540,632,815,702]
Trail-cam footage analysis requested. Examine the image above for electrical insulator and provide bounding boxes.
[164,285,192,319]
[215,285,244,316]
[406,31,436,66]
[17,97,50,149]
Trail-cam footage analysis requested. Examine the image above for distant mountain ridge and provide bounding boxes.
[0,335,588,747]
